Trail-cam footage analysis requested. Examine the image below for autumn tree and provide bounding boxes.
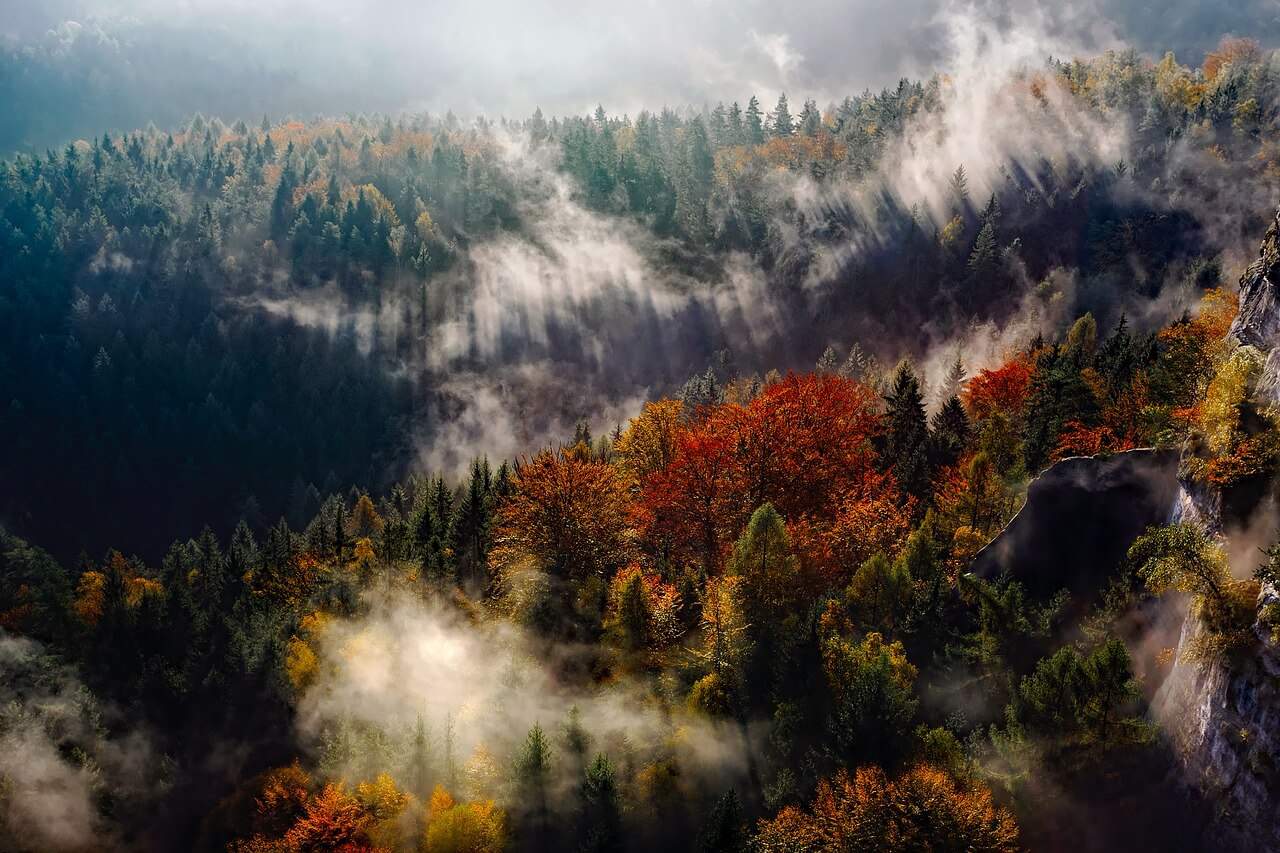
[756,765,1018,853]
[603,564,682,653]
[348,493,385,540]
[691,574,751,715]
[424,786,506,853]
[641,374,886,581]
[280,783,375,852]
[964,357,1033,424]
[641,428,741,576]
[614,399,684,484]
[807,472,913,591]
[490,449,633,583]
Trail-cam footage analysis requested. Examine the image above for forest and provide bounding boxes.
[2,29,1280,853]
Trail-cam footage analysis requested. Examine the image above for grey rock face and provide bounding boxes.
[1231,206,1280,349]
[1161,203,1280,851]
[1155,570,1280,853]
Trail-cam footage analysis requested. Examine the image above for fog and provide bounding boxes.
[2,0,1277,152]
[0,632,160,852]
[296,593,762,804]
[233,0,1238,474]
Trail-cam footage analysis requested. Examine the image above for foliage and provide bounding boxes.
[755,764,1018,853]
[1129,523,1260,659]
[490,449,633,585]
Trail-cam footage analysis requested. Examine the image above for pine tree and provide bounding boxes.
[840,342,870,379]
[938,351,967,402]
[949,164,969,209]
[697,789,747,853]
[269,165,297,239]
[848,552,912,632]
[745,96,765,145]
[728,101,744,144]
[968,220,998,280]
[412,498,435,556]
[1022,346,1100,471]
[770,93,794,137]
[443,712,458,790]
[616,572,651,650]
[406,713,435,799]
[881,362,931,503]
[709,102,729,145]
[729,504,799,629]
[579,754,621,853]
[929,395,971,469]
[514,724,553,851]
[799,99,822,136]
[815,345,840,374]
[451,459,492,591]
[1095,314,1143,400]
[981,192,1002,224]
[561,706,593,777]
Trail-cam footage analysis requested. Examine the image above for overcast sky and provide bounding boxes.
[2,0,1278,120]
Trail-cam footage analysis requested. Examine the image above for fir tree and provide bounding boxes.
[881,362,932,503]
[929,395,971,469]
[770,93,794,137]
[697,789,747,853]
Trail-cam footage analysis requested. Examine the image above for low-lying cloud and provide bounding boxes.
[0,632,159,853]
[295,593,760,800]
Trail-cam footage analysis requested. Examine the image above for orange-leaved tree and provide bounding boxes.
[489,448,634,583]
[755,764,1018,852]
[639,373,885,581]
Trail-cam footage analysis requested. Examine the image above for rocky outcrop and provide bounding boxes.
[1155,205,1280,852]
[1231,205,1280,349]
[1154,582,1280,853]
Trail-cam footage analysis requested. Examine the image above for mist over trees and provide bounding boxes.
[2,39,1279,562]
[3,23,1280,853]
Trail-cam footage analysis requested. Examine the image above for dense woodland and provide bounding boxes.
[3,38,1280,852]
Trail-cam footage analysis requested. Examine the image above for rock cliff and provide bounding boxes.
[1154,206,1280,852]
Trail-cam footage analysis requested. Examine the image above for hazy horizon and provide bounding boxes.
[1,0,1278,151]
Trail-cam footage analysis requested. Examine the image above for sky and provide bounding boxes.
[2,0,1278,123]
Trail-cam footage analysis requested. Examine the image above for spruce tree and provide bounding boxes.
[881,362,931,503]
[515,723,553,851]
[929,395,970,469]
[770,93,794,137]
[697,789,747,853]
[451,459,492,591]
[745,96,765,144]
[579,754,621,853]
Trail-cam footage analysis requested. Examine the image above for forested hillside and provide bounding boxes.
[3,37,1280,853]
[3,40,1279,561]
